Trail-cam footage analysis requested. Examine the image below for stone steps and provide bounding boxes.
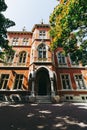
[36,95,51,103]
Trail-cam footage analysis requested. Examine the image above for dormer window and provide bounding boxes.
[39,30,46,39]
[12,37,18,46]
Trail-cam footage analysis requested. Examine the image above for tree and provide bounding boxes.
[50,0,87,65]
[0,0,15,59]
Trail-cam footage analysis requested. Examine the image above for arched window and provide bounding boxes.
[19,51,26,63]
[38,44,46,59]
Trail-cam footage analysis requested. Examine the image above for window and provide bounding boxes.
[6,53,15,63]
[57,52,66,64]
[39,30,46,39]
[19,52,26,63]
[13,74,23,89]
[0,74,9,89]
[61,74,71,89]
[69,53,79,66]
[12,38,18,46]
[71,60,79,66]
[74,74,86,89]
[22,38,29,45]
[38,44,46,59]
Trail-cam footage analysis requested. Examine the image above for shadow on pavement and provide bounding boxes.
[0,102,87,130]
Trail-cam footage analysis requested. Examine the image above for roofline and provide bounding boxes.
[7,23,50,34]
[7,31,32,35]
[32,24,50,32]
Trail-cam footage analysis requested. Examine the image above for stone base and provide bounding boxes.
[51,95,60,103]
[29,96,36,103]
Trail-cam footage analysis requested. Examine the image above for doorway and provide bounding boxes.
[36,68,51,95]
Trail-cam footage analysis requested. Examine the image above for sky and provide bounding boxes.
[4,0,58,31]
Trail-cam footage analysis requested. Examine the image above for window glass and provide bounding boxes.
[6,53,15,63]
[38,44,46,59]
[19,52,26,63]
[57,52,66,64]
[61,74,71,89]
[0,74,9,89]
[22,38,29,45]
[12,38,18,46]
[13,74,23,89]
[39,30,46,39]
[74,74,86,89]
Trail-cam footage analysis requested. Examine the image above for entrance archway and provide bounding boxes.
[35,68,51,95]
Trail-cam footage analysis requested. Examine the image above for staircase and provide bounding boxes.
[36,95,51,103]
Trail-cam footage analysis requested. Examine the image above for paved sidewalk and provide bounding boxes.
[0,102,87,130]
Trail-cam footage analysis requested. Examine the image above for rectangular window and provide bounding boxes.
[6,53,14,63]
[12,38,18,46]
[39,30,46,39]
[19,52,26,63]
[61,74,71,89]
[69,53,79,66]
[13,74,23,89]
[0,74,9,89]
[74,74,86,89]
[57,52,66,64]
[22,38,29,45]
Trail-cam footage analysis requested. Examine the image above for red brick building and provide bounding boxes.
[0,23,87,103]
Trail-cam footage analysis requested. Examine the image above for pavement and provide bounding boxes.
[0,102,87,130]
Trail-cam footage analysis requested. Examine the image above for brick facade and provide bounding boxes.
[0,23,87,103]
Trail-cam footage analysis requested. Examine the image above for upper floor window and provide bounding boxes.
[0,74,9,89]
[57,52,66,64]
[5,53,15,63]
[19,51,27,63]
[69,53,79,66]
[71,60,79,66]
[38,44,46,59]
[12,37,19,46]
[74,74,86,89]
[22,38,29,45]
[61,74,71,89]
[13,74,23,89]
[39,30,46,39]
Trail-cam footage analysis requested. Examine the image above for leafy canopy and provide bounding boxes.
[0,0,15,59]
[50,0,87,65]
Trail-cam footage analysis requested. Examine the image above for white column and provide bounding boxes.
[31,80,35,97]
[51,78,55,96]
[31,71,35,97]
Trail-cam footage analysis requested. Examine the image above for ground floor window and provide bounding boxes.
[13,74,23,89]
[61,74,71,89]
[0,74,9,89]
[74,74,86,89]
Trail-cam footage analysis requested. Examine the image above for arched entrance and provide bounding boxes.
[35,68,51,96]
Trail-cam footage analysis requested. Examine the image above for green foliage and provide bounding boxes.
[50,0,87,65]
[0,0,15,59]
